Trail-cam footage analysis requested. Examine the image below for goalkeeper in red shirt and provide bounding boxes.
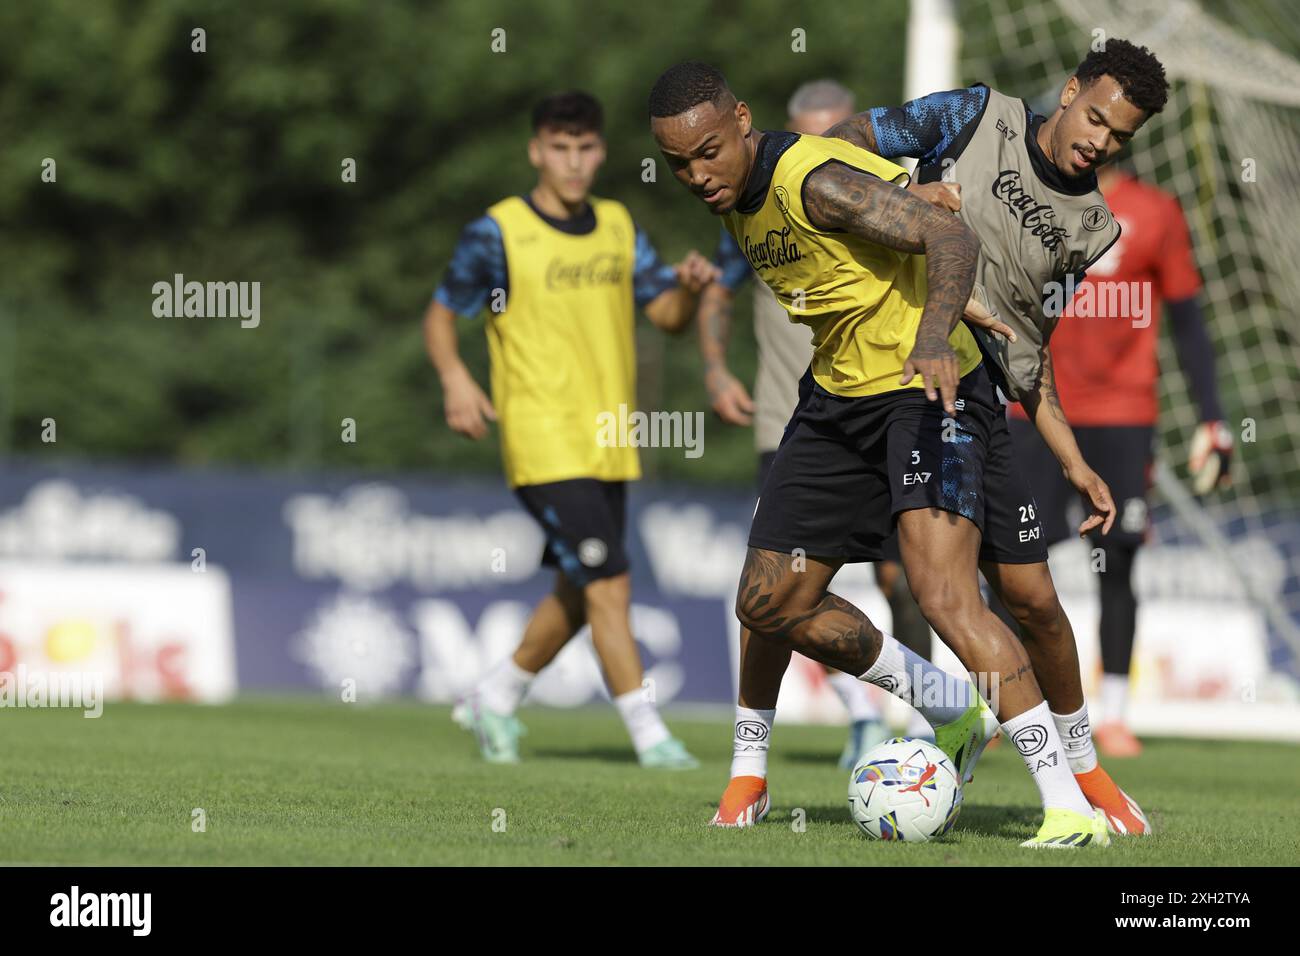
[1003,161,1233,757]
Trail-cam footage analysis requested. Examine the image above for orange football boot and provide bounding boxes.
[1075,764,1152,836]
[709,775,770,827]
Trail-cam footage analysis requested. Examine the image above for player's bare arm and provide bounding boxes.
[908,180,962,211]
[826,111,966,212]
[899,182,1018,342]
[824,112,879,152]
[644,250,720,333]
[1020,347,1116,535]
[802,160,979,413]
[696,282,755,425]
[424,299,497,440]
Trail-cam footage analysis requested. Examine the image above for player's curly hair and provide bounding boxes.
[1075,39,1169,115]
[532,90,603,135]
[648,61,732,118]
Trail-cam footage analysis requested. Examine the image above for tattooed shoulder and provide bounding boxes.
[825,114,878,152]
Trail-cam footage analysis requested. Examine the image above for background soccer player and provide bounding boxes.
[651,61,1114,847]
[998,160,1232,757]
[425,90,717,768]
[698,78,939,767]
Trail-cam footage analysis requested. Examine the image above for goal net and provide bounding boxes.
[952,0,1300,726]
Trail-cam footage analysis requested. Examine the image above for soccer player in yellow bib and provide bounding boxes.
[699,79,943,770]
[426,91,718,769]
[650,62,1110,846]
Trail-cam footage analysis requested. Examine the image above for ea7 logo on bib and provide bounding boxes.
[903,471,932,485]
[1012,724,1048,756]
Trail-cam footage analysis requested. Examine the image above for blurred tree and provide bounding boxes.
[0,0,908,484]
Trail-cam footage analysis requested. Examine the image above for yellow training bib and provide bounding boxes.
[723,134,982,397]
[487,196,641,488]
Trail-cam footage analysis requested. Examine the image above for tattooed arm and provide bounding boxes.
[824,113,879,152]
[697,282,756,426]
[802,160,979,413]
[1019,348,1082,478]
[1018,346,1071,429]
[697,280,733,373]
[1020,347,1117,536]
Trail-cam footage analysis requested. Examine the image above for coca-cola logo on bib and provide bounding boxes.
[743,225,803,271]
[545,252,625,290]
[991,169,1070,252]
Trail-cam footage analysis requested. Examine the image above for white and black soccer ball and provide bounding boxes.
[848,737,963,842]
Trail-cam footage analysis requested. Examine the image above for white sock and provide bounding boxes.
[828,671,879,722]
[1051,702,1099,773]
[730,706,775,779]
[613,688,671,753]
[858,634,974,727]
[1101,673,1129,724]
[1003,702,1092,815]
[478,657,534,716]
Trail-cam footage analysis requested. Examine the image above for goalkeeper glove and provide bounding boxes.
[1189,420,1234,495]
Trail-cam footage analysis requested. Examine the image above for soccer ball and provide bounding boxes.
[848,737,963,842]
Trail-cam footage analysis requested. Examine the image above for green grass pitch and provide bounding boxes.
[2,696,1297,866]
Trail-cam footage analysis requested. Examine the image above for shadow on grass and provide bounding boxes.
[779,750,846,766]
[798,801,1037,837]
[529,747,640,764]
[949,802,1040,837]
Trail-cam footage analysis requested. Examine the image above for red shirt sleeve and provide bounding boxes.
[1156,194,1202,302]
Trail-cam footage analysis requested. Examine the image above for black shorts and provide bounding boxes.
[761,452,905,561]
[513,479,630,587]
[757,450,779,494]
[1007,417,1154,549]
[750,363,1047,565]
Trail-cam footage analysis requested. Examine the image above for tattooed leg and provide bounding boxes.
[735,548,884,675]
